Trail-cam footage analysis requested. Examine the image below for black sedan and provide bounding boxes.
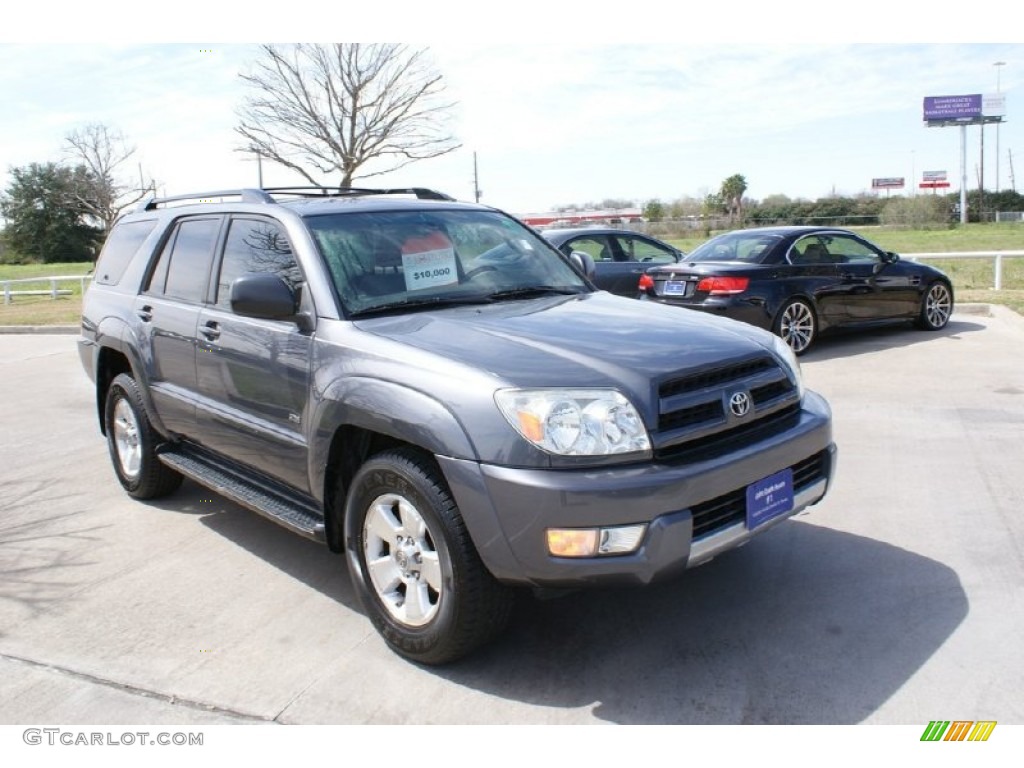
[638,226,954,354]
[541,227,684,295]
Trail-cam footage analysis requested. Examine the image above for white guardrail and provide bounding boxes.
[1,275,93,305]
[904,251,1024,291]
[0,252,1021,305]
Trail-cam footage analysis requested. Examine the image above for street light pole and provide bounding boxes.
[994,61,1006,194]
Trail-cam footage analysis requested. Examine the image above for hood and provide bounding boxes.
[354,292,774,405]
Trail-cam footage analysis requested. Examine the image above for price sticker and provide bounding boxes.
[402,247,459,291]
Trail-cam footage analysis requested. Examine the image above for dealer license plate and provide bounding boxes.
[746,468,794,530]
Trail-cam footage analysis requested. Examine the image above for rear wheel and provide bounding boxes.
[345,447,513,664]
[916,281,953,331]
[103,373,182,499]
[774,298,817,355]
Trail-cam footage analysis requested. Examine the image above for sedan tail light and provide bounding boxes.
[638,274,655,291]
[696,276,749,295]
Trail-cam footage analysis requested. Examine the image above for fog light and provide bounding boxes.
[547,524,647,558]
[547,529,599,558]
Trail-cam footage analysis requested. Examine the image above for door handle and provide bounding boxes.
[200,321,220,341]
[137,305,153,322]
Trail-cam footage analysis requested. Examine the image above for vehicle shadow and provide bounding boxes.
[190,484,966,724]
[434,520,967,724]
[181,481,361,612]
[801,317,985,362]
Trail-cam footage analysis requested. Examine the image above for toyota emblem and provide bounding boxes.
[729,391,751,418]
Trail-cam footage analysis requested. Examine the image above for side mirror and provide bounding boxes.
[230,273,299,321]
[569,250,597,280]
[884,251,900,264]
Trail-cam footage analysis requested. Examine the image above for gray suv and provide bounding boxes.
[79,187,836,664]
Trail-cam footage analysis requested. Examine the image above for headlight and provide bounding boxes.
[770,334,805,400]
[494,389,651,457]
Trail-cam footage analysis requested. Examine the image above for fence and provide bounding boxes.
[903,251,1024,291]
[2,275,92,305]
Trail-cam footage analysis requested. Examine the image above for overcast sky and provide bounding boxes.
[2,3,1021,215]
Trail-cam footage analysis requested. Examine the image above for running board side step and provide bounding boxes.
[158,448,326,542]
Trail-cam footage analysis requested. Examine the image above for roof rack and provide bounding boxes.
[138,186,455,212]
[259,186,456,202]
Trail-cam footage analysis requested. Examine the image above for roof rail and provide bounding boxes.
[138,186,456,212]
[258,186,456,201]
[139,189,274,211]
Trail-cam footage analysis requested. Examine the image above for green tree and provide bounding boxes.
[643,199,666,222]
[701,193,723,236]
[881,195,950,228]
[719,174,748,222]
[0,162,102,263]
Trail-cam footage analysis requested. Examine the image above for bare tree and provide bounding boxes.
[235,44,460,187]
[63,123,154,233]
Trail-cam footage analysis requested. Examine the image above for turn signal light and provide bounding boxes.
[696,276,749,295]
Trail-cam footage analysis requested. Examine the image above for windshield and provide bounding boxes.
[686,231,784,263]
[307,209,589,315]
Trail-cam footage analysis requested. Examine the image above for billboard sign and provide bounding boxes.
[924,94,982,121]
[922,170,947,181]
[872,177,905,189]
[983,93,1006,117]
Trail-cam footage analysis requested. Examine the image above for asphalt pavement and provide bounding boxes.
[1,306,1022,725]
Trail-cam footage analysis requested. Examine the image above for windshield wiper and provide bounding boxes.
[484,286,584,301]
[348,294,495,317]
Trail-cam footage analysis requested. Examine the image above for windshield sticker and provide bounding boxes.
[403,247,459,291]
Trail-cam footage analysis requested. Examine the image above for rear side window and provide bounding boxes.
[145,217,221,303]
[93,220,158,286]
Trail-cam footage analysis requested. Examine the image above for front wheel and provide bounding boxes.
[774,298,817,356]
[103,373,182,499]
[345,448,513,664]
[916,281,953,331]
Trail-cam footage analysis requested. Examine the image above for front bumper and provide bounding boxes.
[438,391,835,587]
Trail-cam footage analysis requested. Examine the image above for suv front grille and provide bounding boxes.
[659,358,774,400]
[654,355,800,459]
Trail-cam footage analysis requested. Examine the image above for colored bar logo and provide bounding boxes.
[921,721,997,742]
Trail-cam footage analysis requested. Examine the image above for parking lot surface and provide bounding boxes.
[1,306,1022,724]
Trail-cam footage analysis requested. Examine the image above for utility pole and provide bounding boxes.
[979,123,985,220]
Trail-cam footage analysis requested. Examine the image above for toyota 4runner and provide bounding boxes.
[79,187,836,664]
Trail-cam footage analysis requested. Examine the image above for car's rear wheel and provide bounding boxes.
[775,298,817,355]
[916,281,953,331]
[345,447,514,665]
[104,373,182,499]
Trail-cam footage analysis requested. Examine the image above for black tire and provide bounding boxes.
[103,373,182,499]
[774,298,817,356]
[915,280,954,331]
[345,447,513,665]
